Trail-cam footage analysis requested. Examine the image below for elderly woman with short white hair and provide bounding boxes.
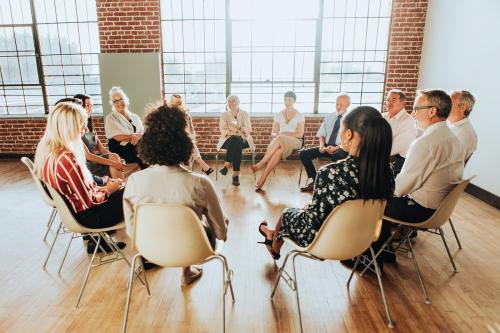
[217,95,254,186]
[105,86,147,169]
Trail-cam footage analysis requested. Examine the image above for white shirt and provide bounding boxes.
[274,110,305,135]
[383,108,417,158]
[448,117,477,163]
[105,110,144,146]
[123,165,229,241]
[395,121,464,209]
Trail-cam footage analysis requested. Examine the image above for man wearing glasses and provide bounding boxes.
[373,89,464,264]
[382,89,418,175]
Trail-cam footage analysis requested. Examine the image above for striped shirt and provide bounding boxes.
[40,150,108,213]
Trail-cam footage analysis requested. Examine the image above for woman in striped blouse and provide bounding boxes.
[34,101,126,252]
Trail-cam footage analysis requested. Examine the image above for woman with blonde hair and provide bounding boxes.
[35,102,126,253]
[169,94,213,175]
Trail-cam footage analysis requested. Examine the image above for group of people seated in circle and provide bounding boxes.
[33,85,477,284]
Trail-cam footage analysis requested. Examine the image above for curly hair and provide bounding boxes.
[138,104,193,166]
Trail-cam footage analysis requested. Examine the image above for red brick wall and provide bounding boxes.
[0,116,322,157]
[383,0,428,106]
[96,0,161,53]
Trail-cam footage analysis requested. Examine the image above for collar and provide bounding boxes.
[151,164,191,173]
[422,121,447,137]
[447,117,469,127]
[385,108,408,120]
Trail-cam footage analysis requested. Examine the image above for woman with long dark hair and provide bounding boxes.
[258,106,394,259]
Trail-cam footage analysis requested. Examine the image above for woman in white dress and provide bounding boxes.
[252,91,305,191]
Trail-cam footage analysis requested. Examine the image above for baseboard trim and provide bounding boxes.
[465,183,500,209]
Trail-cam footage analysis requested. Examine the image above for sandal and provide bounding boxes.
[257,222,280,260]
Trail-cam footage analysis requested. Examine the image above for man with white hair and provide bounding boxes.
[299,93,350,192]
[448,90,477,163]
[382,89,418,175]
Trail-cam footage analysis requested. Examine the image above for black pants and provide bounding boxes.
[108,139,147,169]
[373,196,436,253]
[75,188,125,229]
[221,135,249,172]
[299,146,348,180]
[390,154,405,176]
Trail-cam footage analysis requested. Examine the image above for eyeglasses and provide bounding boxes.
[412,105,437,113]
[112,98,124,104]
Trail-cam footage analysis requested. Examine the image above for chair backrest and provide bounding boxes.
[306,199,386,260]
[21,157,54,207]
[44,183,91,234]
[420,177,473,229]
[133,204,215,267]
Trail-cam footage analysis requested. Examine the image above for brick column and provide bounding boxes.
[384,0,428,106]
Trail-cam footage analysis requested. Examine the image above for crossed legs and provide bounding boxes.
[253,139,283,190]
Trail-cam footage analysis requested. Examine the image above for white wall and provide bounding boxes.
[418,0,500,196]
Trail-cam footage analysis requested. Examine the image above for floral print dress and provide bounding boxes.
[277,155,368,247]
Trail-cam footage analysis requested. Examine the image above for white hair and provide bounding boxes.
[337,92,351,105]
[226,94,240,105]
[109,86,130,112]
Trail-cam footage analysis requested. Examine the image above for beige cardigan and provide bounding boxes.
[217,109,255,151]
[123,164,229,242]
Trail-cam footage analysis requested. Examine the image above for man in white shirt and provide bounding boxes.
[374,89,464,264]
[382,89,418,175]
[448,90,477,164]
[299,93,350,192]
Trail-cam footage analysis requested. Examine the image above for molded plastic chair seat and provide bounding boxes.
[270,199,394,331]
[122,203,235,333]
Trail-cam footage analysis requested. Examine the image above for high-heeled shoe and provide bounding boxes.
[204,167,214,176]
[257,222,280,260]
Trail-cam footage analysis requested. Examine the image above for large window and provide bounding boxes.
[0,0,101,115]
[161,0,392,114]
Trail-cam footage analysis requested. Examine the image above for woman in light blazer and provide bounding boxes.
[217,95,255,186]
[123,103,229,286]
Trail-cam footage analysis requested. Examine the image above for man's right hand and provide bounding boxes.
[325,145,339,154]
[319,145,326,153]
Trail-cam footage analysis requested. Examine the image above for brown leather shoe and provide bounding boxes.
[300,182,314,192]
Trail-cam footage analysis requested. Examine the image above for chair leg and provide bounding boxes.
[270,250,294,299]
[75,234,101,309]
[43,208,57,242]
[298,165,303,186]
[58,232,75,274]
[406,232,431,304]
[215,153,219,180]
[448,218,462,249]
[252,152,256,181]
[370,247,394,328]
[346,256,361,287]
[438,227,458,272]
[43,221,62,269]
[290,253,304,333]
[122,253,142,333]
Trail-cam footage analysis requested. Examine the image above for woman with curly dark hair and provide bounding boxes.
[123,103,229,285]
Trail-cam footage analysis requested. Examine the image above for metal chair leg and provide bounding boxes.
[406,232,431,304]
[215,153,219,180]
[43,221,62,269]
[43,208,57,242]
[270,251,294,299]
[346,256,361,287]
[298,165,303,186]
[75,234,101,309]
[58,232,75,274]
[370,247,394,328]
[438,227,458,272]
[448,218,462,249]
[291,253,304,333]
[252,151,256,181]
[122,253,141,333]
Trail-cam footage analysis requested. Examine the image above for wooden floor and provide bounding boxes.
[0,159,499,333]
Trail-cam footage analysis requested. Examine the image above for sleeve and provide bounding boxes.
[395,139,435,196]
[219,112,229,137]
[132,113,144,134]
[195,177,229,240]
[243,111,252,134]
[105,114,124,139]
[316,117,327,138]
[122,175,136,239]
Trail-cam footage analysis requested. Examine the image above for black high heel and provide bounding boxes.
[257,222,280,260]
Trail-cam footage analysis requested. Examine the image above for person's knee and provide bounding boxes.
[108,153,120,161]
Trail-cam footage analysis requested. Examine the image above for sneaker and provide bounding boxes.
[300,182,314,192]
[232,176,240,186]
[204,167,214,176]
[181,267,203,286]
[87,240,126,254]
[220,166,228,176]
